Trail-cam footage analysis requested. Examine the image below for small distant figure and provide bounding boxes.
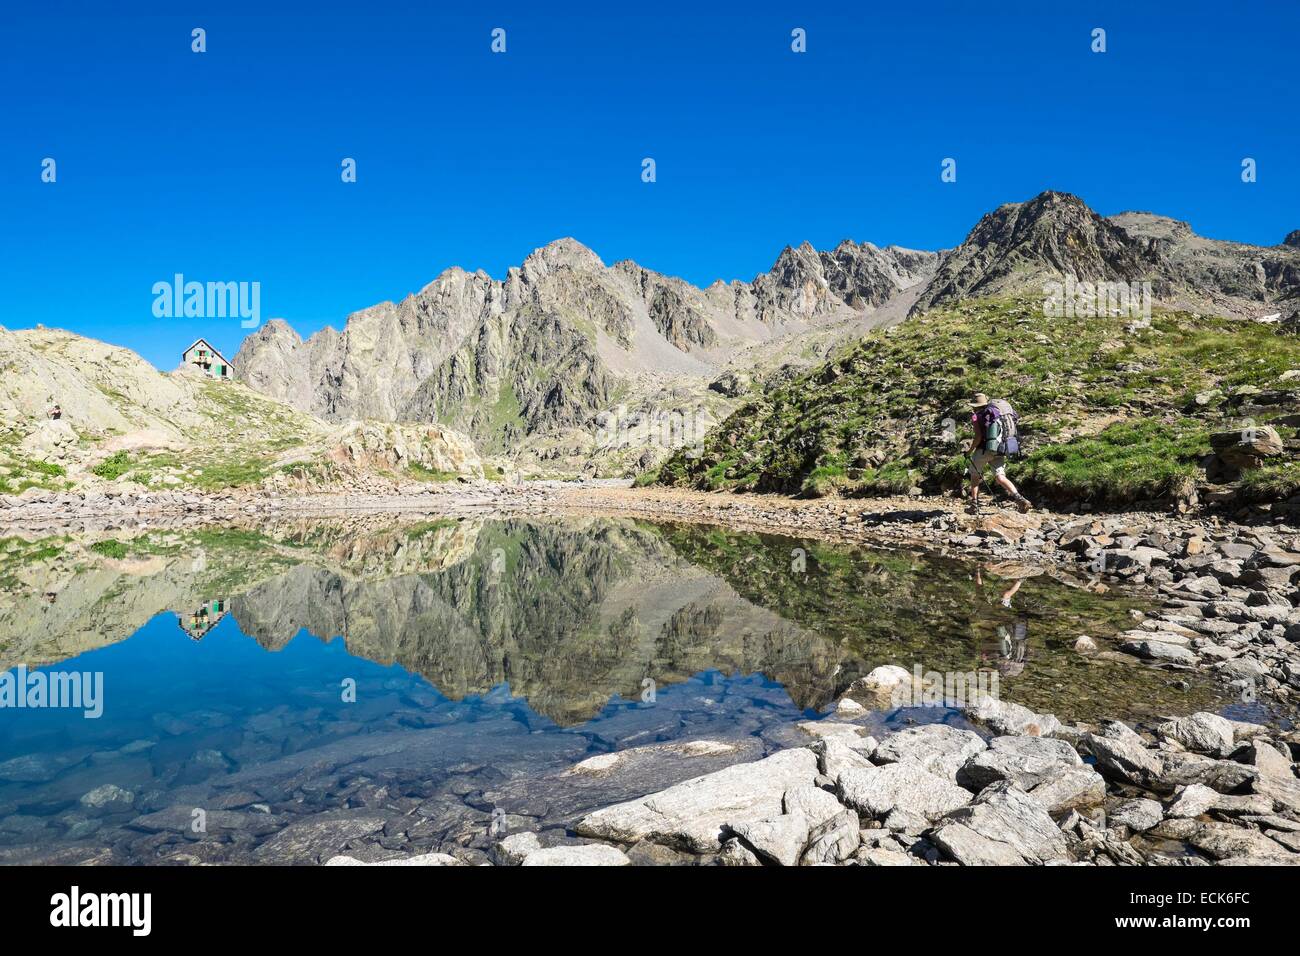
[47,402,62,420]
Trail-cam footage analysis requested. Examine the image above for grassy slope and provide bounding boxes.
[0,378,324,496]
[655,297,1300,505]
[85,380,324,492]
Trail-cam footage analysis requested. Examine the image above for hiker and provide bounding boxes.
[47,402,62,420]
[967,392,1032,514]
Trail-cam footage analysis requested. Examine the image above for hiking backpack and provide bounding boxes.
[988,399,1021,456]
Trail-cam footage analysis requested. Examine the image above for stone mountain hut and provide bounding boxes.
[182,338,234,380]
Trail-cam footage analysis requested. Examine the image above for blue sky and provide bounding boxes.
[3,0,1297,369]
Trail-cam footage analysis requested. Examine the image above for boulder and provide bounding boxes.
[1158,712,1235,757]
[932,782,1070,865]
[325,852,464,866]
[782,785,847,829]
[960,697,1059,737]
[1210,425,1283,471]
[836,762,972,821]
[873,725,987,781]
[810,736,876,780]
[958,735,1082,791]
[1082,722,1162,786]
[729,813,812,867]
[855,846,917,866]
[491,831,542,866]
[1110,798,1163,832]
[851,665,915,707]
[520,844,631,866]
[1120,638,1198,665]
[800,809,862,865]
[1024,766,1108,813]
[716,838,761,866]
[574,748,818,853]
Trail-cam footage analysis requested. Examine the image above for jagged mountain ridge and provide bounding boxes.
[234,238,939,470]
[234,192,1300,472]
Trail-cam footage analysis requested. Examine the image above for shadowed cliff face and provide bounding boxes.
[1,515,1229,728]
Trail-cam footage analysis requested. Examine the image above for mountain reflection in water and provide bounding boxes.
[0,515,1232,864]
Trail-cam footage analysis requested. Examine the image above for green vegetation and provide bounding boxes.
[91,451,133,480]
[1018,420,1207,503]
[89,539,128,559]
[0,429,72,495]
[1240,460,1300,500]
[657,297,1300,506]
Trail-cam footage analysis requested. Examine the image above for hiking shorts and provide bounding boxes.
[970,448,1006,482]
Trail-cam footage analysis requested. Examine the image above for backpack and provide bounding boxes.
[988,399,1021,456]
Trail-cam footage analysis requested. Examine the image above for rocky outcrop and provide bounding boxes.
[913,192,1300,319]
[556,706,1300,866]
[914,191,1158,313]
[573,748,819,852]
[318,421,483,478]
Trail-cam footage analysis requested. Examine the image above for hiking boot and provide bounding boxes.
[1013,494,1032,513]
[965,500,983,516]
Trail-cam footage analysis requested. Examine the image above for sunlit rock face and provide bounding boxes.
[234,238,939,471]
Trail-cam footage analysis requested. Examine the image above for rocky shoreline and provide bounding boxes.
[324,694,1300,867]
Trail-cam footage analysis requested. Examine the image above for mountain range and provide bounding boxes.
[234,191,1300,476]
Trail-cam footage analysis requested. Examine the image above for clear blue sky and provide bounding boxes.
[3,0,1297,369]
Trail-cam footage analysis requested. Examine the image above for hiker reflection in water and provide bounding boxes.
[973,566,1031,676]
[997,618,1030,677]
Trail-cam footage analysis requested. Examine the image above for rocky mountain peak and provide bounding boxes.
[521,237,606,277]
[1284,229,1300,249]
[246,317,303,346]
[911,190,1158,313]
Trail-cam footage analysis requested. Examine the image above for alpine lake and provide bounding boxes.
[0,513,1260,864]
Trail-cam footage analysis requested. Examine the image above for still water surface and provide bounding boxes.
[0,515,1239,863]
